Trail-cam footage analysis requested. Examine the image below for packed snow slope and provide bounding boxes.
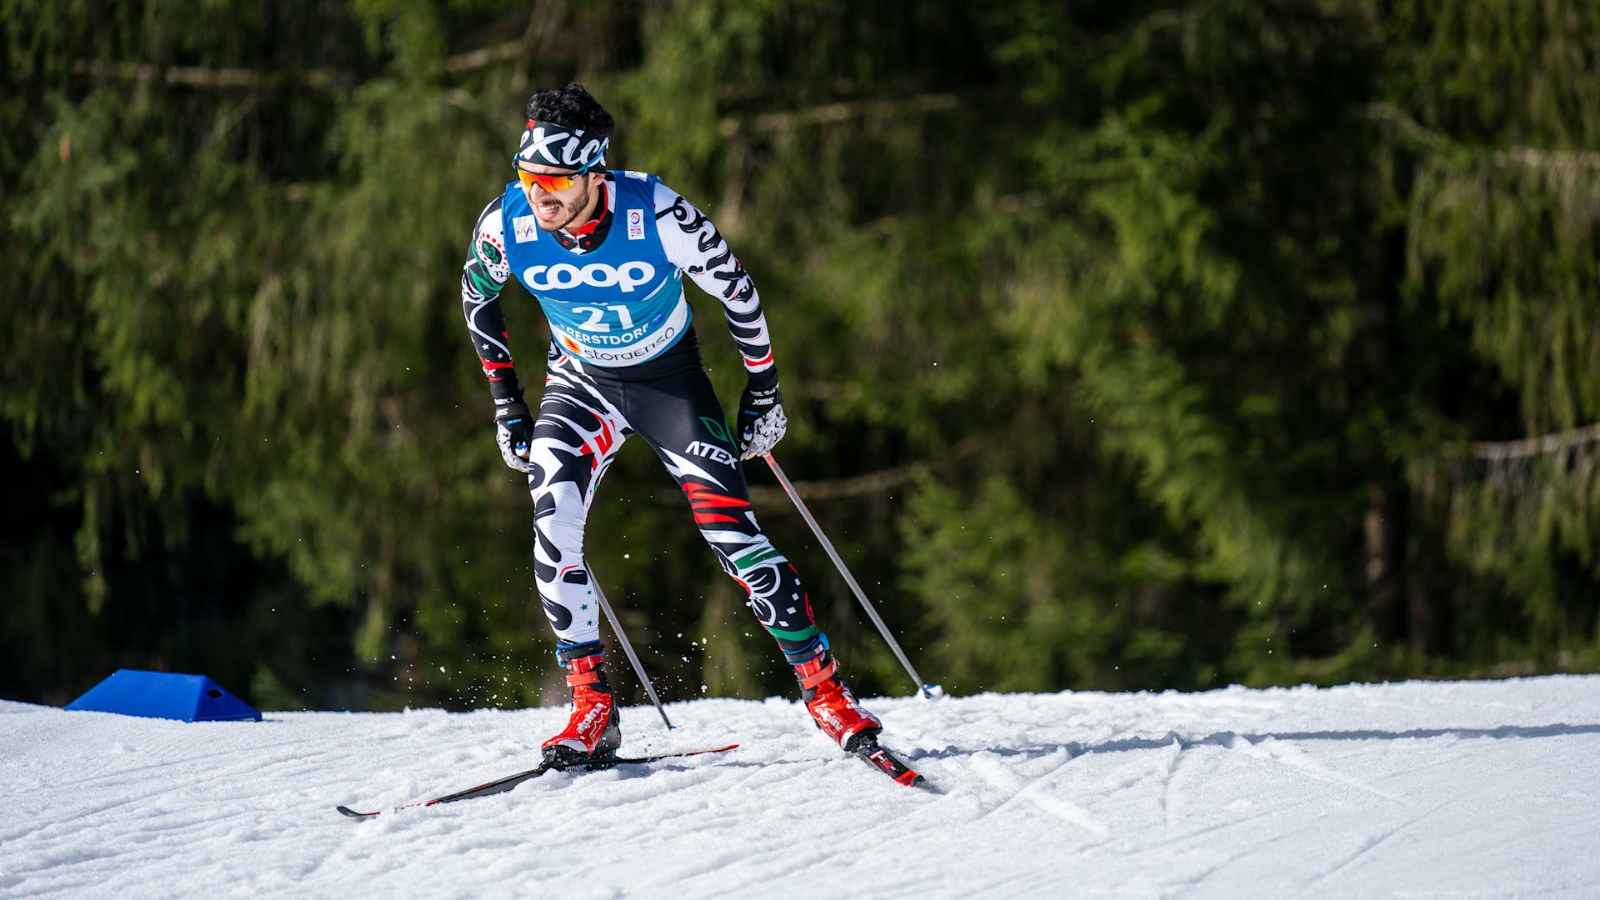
[4,676,1600,899]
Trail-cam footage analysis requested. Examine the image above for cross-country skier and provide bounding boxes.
[461,83,883,767]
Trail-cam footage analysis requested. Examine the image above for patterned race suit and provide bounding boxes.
[461,170,821,659]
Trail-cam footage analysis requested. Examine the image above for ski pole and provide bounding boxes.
[591,579,675,729]
[762,453,942,699]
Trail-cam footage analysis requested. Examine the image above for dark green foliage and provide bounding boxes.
[3,0,1598,710]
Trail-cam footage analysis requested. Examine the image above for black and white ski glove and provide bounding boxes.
[494,395,535,473]
[736,376,787,460]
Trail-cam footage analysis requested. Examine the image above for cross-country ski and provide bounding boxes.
[336,744,741,818]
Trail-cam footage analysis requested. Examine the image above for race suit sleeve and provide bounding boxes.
[653,182,776,382]
[461,196,523,401]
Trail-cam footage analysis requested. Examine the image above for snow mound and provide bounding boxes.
[4,676,1600,898]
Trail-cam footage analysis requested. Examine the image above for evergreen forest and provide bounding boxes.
[4,0,1599,712]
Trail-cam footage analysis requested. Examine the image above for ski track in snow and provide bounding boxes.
[4,677,1600,898]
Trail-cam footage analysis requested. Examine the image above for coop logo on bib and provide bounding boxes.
[523,261,656,293]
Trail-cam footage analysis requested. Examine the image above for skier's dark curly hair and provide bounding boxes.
[525,83,614,140]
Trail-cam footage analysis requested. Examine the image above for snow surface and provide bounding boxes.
[4,676,1600,899]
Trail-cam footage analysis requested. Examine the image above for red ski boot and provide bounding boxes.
[541,653,621,767]
[794,647,882,752]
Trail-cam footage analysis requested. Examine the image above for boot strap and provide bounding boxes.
[565,653,604,687]
[796,656,838,691]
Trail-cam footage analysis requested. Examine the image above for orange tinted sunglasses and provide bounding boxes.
[517,165,595,192]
